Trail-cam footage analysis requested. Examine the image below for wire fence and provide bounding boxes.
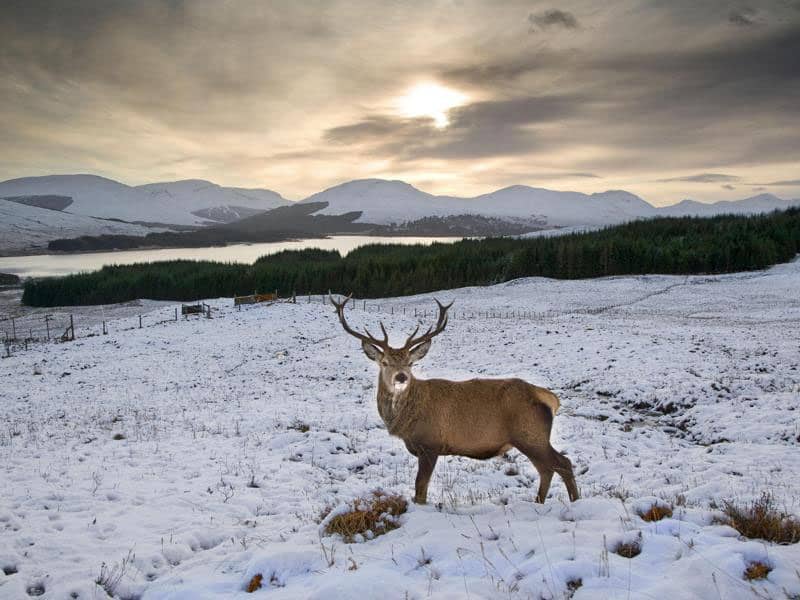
[2,292,563,358]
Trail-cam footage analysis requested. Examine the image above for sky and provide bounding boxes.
[0,0,798,205]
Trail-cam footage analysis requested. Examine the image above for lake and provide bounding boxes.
[0,236,463,279]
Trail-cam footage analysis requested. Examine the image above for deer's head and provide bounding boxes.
[331,294,452,394]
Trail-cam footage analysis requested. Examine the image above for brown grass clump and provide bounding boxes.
[743,561,771,581]
[245,573,263,593]
[638,504,673,522]
[324,491,408,543]
[722,492,800,545]
[614,533,643,558]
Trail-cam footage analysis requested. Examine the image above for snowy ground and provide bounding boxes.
[1,260,799,599]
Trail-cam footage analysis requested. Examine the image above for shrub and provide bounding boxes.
[722,492,800,544]
[323,491,408,542]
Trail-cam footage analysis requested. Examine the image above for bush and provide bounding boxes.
[323,491,408,542]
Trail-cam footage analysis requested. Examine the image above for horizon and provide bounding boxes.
[1,1,799,205]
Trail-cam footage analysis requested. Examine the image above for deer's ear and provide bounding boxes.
[408,341,431,364]
[361,341,383,362]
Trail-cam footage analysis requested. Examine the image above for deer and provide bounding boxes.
[330,294,580,505]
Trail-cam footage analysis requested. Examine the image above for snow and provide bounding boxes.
[0,175,288,228]
[1,260,799,599]
[0,199,159,255]
[135,180,288,219]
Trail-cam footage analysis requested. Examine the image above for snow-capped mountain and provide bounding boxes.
[298,179,646,226]
[301,179,798,227]
[0,175,288,226]
[136,179,288,222]
[0,198,159,254]
[657,193,799,217]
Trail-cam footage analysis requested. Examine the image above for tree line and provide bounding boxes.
[22,209,800,307]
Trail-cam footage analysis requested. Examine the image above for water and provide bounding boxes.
[0,236,463,279]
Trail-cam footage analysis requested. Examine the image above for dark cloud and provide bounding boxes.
[528,9,579,30]
[658,174,742,183]
[324,95,580,160]
[729,7,758,26]
[722,184,736,189]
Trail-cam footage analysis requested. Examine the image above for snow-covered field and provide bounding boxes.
[2,261,799,599]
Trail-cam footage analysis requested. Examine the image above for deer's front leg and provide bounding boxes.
[414,451,438,504]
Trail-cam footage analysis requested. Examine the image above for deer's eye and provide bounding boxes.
[381,360,389,366]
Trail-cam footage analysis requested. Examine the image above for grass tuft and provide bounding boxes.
[566,578,582,597]
[246,573,263,593]
[638,503,673,522]
[743,561,771,581]
[323,491,408,543]
[614,533,642,558]
[722,492,800,545]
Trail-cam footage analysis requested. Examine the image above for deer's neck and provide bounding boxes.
[376,376,422,439]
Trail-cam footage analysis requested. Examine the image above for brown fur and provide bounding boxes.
[332,296,580,504]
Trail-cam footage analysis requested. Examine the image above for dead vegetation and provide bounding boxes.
[245,573,263,593]
[323,491,408,543]
[743,560,772,581]
[638,503,673,522]
[614,533,643,558]
[722,492,800,545]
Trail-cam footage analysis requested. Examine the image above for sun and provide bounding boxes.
[396,83,468,128]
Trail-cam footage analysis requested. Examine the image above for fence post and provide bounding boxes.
[139,315,142,329]
[10,317,16,342]
[363,300,366,310]
[174,307,178,321]
[103,321,107,335]
[70,314,75,341]
[45,314,51,340]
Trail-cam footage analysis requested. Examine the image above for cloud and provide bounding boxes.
[722,184,736,190]
[0,0,798,201]
[658,173,742,183]
[761,178,800,185]
[529,9,579,31]
[729,7,758,26]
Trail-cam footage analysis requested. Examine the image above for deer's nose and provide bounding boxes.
[395,373,408,384]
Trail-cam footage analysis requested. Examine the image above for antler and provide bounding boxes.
[403,298,453,351]
[330,292,391,352]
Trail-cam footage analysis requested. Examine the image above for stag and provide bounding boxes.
[330,294,579,504]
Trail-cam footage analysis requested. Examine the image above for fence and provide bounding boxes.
[2,291,565,358]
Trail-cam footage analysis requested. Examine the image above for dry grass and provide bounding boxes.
[614,533,643,558]
[245,573,263,593]
[323,491,408,543]
[743,561,771,581]
[722,492,800,545]
[638,504,673,522]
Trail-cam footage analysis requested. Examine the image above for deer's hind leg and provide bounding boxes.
[551,447,579,501]
[516,445,555,503]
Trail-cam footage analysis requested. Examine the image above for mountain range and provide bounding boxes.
[1,174,798,254]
